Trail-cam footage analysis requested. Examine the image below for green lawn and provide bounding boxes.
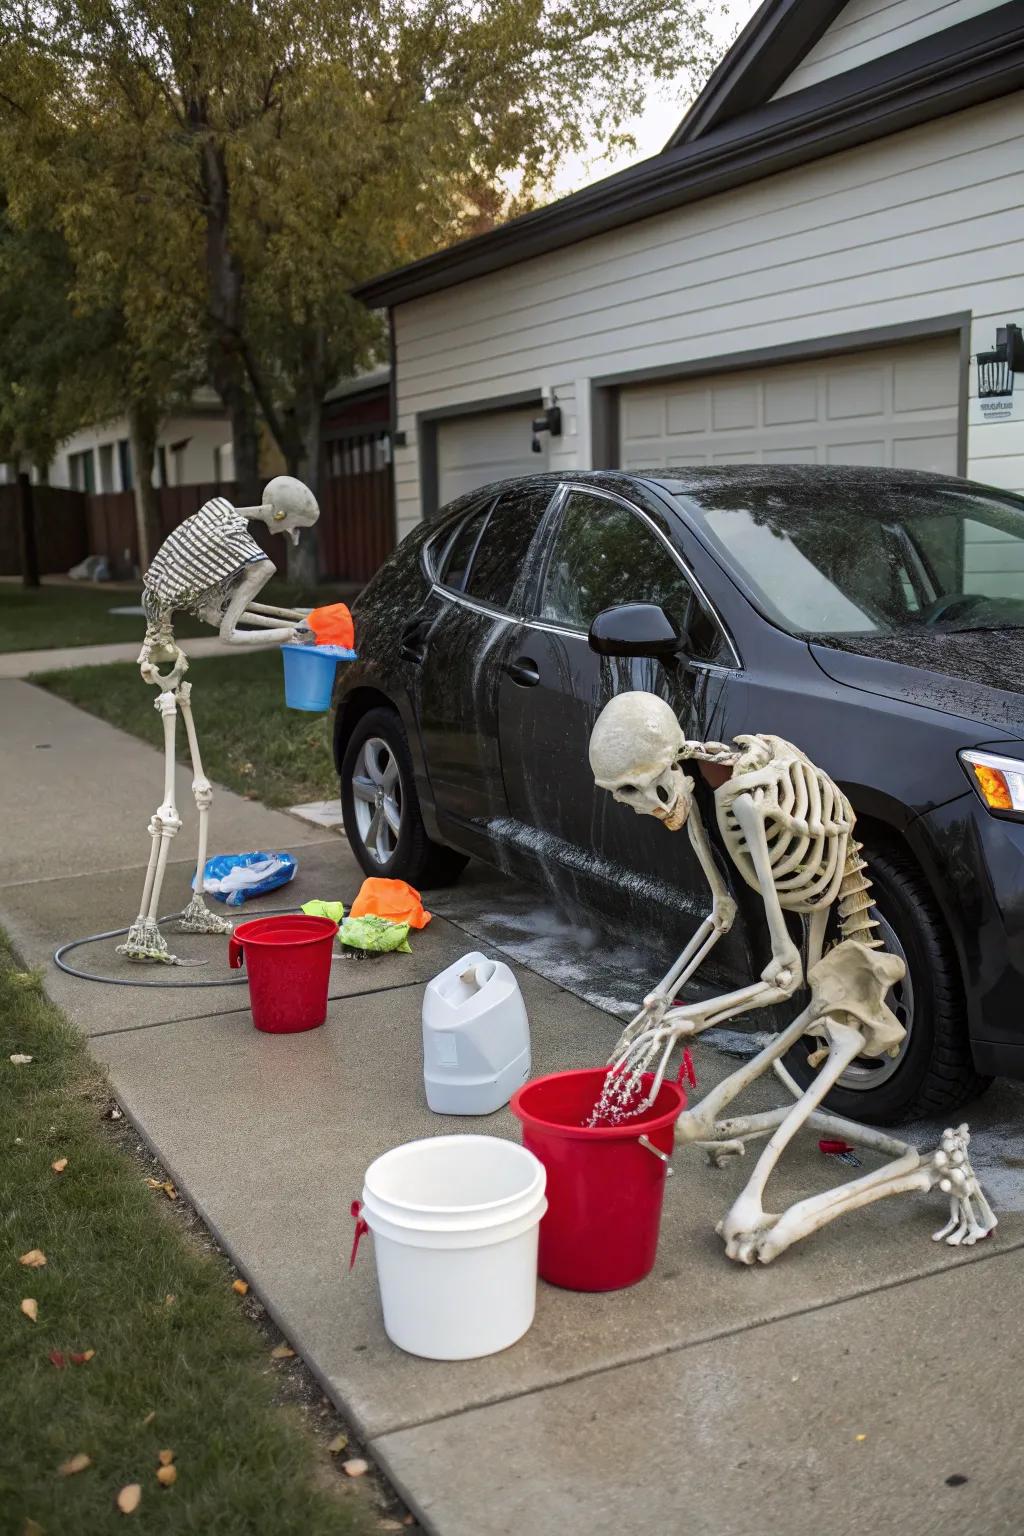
[0,934,382,1536]
[0,579,356,654]
[36,650,339,808]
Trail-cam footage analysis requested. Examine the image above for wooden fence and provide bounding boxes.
[0,482,90,576]
[2,456,394,583]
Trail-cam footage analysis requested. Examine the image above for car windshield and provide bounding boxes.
[677,478,1024,637]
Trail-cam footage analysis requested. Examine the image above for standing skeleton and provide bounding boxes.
[119,478,319,965]
[589,692,996,1264]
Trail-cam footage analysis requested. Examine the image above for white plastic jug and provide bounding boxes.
[422,951,530,1115]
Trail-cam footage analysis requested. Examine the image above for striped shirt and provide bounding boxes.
[143,498,269,617]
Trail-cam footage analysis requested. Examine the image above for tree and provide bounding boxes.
[1,0,716,583]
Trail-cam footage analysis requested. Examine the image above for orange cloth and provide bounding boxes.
[307,603,355,650]
[349,878,432,929]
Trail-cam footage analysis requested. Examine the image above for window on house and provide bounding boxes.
[98,443,114,492]
[117,439,133,491]
[155,445,168,488]
[68,450,96,493]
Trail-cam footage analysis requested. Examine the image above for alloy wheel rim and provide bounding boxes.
[835,906,914,1091]
[351,737,403,866]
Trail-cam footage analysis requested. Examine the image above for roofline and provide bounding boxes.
[666,0,849,149]
[354,4,1024,310]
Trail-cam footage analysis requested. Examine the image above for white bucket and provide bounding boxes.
[360,1135,547,1360]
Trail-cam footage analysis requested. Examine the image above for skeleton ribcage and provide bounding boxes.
[716,754,853,913]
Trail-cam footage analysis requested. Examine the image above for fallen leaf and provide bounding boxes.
[142,1411,156,1426]
[19,1249,47,1268]
[21,1298,38,1323]
[116,1483,141,1514]
[10,1053,32,1065]
[145,1178,162,1189]
[327,1434,348,1456]
[157,1449,175,1467]
[855,1434,867,1443]
[342,1459,368,1478]
[58,1453,92,1477]
[162,1182,177,1201]
[156,1465,177,1488]
[70,1350,95,1365]
[49,1350,67,1369]
[164,1294,176,1307]
[51,1158,68,1174]
[22,1518,45,1535]
[270,1344,295,1360]
[231,1279,248,1296]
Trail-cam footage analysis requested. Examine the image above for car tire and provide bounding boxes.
[340,706,469,889]
[783,841,991,1125]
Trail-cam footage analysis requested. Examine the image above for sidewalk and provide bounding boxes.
[0,633,235,678]
[3,676,1023,1536]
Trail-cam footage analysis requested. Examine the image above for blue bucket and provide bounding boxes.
[281,644,357,712]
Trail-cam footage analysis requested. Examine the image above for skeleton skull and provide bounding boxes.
[263,475,320,546]
[590,692,692,829]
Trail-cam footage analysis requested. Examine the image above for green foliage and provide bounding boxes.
[0,0,716,497]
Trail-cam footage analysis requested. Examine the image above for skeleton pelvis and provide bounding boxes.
[803,939,906,1059]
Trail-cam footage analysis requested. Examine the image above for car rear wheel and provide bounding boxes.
[784,841,991,1124]
[340,706,468,889]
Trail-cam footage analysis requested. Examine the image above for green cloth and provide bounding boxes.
[301,899,345,923]
[338,915,412,954]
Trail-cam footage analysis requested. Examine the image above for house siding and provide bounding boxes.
[773,0,1011,99]
[392,95,1023,540]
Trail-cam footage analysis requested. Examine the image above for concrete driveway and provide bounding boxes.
[3,677,1023,1536]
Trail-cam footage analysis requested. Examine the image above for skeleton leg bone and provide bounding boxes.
[176,683,233,937]
[117,692,183,963]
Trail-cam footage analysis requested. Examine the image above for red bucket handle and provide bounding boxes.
[348,1199,369,1270]
[228,936,245,970]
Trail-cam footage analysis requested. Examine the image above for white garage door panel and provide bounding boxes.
[437,407,546,506]
[619,338,960,475]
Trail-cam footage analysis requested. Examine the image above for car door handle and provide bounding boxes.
[505,656,540,687]
[400,618,431,665]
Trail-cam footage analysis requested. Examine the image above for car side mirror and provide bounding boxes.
[588,603,685,659]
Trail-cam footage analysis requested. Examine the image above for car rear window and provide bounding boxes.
[464,487,553,611]
[436,503,491,590]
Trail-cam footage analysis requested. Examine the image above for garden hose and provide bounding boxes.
[53,905,303,988]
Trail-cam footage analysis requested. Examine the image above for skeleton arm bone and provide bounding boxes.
[730,791,803,989]
[218,563,298,646]
[616,801,738,1052]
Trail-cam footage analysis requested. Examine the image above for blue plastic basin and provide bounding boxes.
[281,644,357,712]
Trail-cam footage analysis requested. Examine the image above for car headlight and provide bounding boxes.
[960,749,1024,815]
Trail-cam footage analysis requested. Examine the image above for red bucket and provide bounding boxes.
[510,1068,686,1291]
[227,915,337,1033]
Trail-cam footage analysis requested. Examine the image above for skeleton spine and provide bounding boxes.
[837,838,883,949]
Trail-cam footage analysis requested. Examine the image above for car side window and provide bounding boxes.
[463,487,553,612]
[540,490,725,662]
[437,502,491,591]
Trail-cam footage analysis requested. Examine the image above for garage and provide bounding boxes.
[436,406,547,507]
[617,337,961,475]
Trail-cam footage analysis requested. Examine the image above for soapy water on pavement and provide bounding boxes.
[428,862,1024,1206]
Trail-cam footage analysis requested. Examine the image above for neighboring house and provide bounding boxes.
[355,0,1024,548]
[46,389,236,493]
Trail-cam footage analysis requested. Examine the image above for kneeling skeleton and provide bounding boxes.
[119,477,319,965]
[589,692,996,1264]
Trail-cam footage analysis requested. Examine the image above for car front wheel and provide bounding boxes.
[339,706,468,888]
[783,841,991,1124]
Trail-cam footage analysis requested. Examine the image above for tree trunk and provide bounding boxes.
[128,401,161,574]
[285,393,322,589]
[16,472,40,588]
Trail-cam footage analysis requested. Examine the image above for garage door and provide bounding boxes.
[618,337,960,474]
[437,406,547,507]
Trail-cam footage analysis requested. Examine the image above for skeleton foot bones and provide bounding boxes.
[118,479,320,965]
[589,691,997,1263]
